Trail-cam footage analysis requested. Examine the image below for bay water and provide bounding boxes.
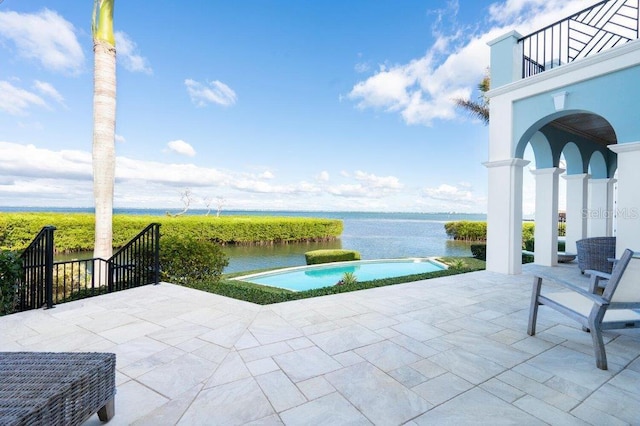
[218,211,485,273]
[1,208,485,274]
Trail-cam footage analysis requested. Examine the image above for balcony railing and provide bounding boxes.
[17,223,160,312]
[519,0,639,78]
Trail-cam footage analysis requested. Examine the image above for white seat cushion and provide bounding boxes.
[546,292,640,323]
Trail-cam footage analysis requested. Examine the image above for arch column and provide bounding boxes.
[484,158,530,274]
[609,142,640,254]
[563,173,589,253]
[587,178,616,237]
[531,167,564,266]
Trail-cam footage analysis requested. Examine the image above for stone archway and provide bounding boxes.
[513,112,617,266]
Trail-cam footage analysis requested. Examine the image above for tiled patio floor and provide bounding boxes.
[1,264,639,425]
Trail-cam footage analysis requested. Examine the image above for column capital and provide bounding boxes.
[529,167,565,176]
[562,173,590,181]
[609,141,640,154]
[483,158,530,169]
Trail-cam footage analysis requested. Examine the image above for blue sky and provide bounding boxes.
[0,1,593,213]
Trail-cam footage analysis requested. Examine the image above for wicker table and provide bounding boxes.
[0,352,116,426]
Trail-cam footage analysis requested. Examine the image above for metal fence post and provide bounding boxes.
[44,226,56,309]
[153,224,161,285]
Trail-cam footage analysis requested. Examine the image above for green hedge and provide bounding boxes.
[445,221,563,241]
[160,235,229,285]
[0,213,343,253]
[523,239,566,252]
[470,244,487,261]
[305,249,361,265]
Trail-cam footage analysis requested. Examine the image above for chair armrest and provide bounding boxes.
[532,271,608,306]
[585,269,611,293]
[585,270,611,279]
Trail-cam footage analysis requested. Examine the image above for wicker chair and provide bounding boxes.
[576,237,616,274]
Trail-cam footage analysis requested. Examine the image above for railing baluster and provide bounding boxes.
[519,0,638,78]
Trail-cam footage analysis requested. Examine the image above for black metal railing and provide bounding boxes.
[52,258,110,304]
[108,223,161,292]
[519,0,639,78]
[19,226,56,310]
[17,223,161,311]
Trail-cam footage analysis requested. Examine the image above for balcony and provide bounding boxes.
[520,0,639,78]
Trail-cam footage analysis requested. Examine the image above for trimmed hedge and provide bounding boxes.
[0,213,343,253]
[470,244,487,261]
[523,239,566,252]
[445,220,563,242]
[305,249,361,265]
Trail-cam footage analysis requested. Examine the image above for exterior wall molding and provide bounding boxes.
[488,38,640,98]
[609,141,640,153]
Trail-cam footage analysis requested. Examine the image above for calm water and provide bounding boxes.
[237,259,445,292]
[220,211,483,273]
[1,208,485,273]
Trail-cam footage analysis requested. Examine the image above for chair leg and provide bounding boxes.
[98,397,115,422]
[589,310,608,370]
[528,277,543,336]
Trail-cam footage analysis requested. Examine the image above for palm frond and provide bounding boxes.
[454,98,489,124]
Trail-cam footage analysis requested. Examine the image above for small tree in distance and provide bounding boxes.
[216,196,225,217]
[167,188,194,217]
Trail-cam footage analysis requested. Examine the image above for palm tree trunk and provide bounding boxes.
[92,4,116,260]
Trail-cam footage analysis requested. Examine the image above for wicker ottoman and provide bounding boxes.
[0,352,116,426]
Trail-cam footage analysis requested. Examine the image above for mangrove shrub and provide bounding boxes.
[0,213,343,253]
[160,235,229,285]
[0,250,22,316]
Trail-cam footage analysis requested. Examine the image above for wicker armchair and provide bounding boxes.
[576,237,616,274]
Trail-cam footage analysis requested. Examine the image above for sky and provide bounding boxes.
[0,0,597,213]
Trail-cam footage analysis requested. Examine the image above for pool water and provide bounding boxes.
[234,258,446,292]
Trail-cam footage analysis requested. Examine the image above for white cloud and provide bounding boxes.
[0,81,47,115]
[115,31,152,74]
[33,80,65,106]
[185,79,237,107]
[325,170,404,199]
[317,171,330,181]
[354,170,403,189]
[422,183,480,205]
[0,142,423,208]
[0,9,84,74]
[115,134,126,143]
[0,142,317,201]
[166,140,196,157]
[0,142,92,179]
[348,0,591,126]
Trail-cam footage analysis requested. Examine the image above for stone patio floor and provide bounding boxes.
[1,264,639,425]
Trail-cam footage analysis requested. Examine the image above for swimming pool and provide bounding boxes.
[233,258,447,292]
